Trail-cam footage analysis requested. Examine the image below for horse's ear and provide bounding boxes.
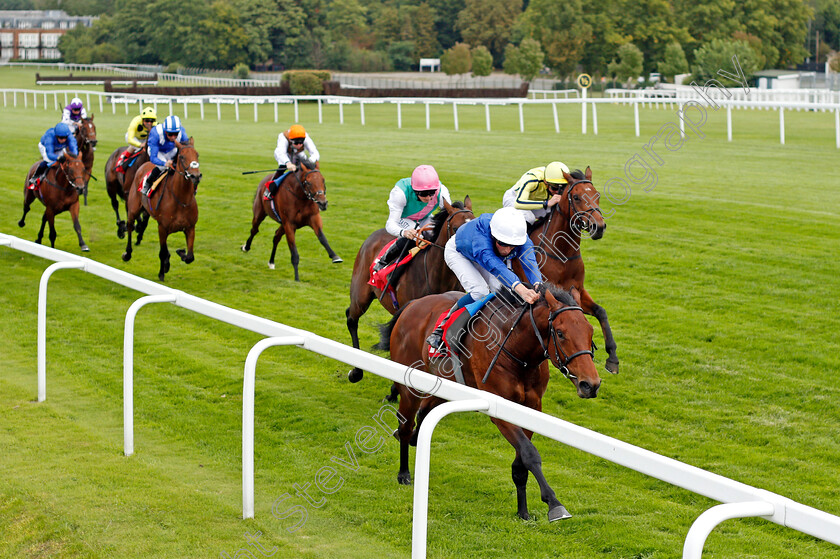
[584,166,592,180]
[188,136,194,146]
[463,195,472,210]
[89,114,94,120]
[443,198,454,213]
[569,286,582,306]
[544,287,561,310]
[562,170,573,184]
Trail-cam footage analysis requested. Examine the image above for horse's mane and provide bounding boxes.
[430,200,465,240]
[569,169,586,181]
[542,282,578,308]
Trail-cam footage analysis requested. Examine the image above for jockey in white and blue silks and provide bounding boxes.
[61,97,88,133]
[142,115,188,195]
[30,122,79,185]
[427,207,542,350]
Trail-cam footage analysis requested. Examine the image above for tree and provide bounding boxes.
[608,43,643,87]
[388,41,417,71]
[456,0,522,65]
[691,38,760,86]
[327,0,369,47]
[658,42,688,82]
[401,3,441,58]
[428,0,465,50]
[441,42,472,75]
[471,45,493,76]
[503,38,544,81]
[815,0,840,51]
[517,0,592,77]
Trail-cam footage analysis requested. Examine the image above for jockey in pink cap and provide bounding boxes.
[377,164,452,286]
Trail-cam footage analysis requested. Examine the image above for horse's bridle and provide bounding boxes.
[445,208,473,238]
[287,169,325,203]
[44,158,85,193]
[530,303,594,381]
[562,178,603,231]
[176,150,202,186]
[76,119,97,149]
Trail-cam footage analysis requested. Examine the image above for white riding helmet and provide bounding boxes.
[489,207,528,246]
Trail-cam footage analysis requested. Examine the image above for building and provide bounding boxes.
[0,10,97,61]
[753,69,801,90]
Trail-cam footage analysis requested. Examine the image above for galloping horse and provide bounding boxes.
[528,167,618,373]
[383,284,600,521]
[19,152,89,251]
[345,197,474,383]
[122,138,201,281]
[241,164,342,281]
[73,116,97,205]
[104,145,149,238]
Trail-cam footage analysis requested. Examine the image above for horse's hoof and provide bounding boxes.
[176,249,193,263]
[397,472,412,486]
[348,368,364,383]
[548,505,572,522]
[384,390,398,403]
[241,244,249,252]
[331,256,343,263]
[158,273,165,281]
[80,245,90,252]
[122,252,131,262]
[518,511,531,521]
[268,262,275,270]
[606,359,619,375]
[117,230,125,239]
[17,220,24,228]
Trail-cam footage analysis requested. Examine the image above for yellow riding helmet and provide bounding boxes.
[544,161,570,185]
[288,124,306,139]
[141,107,158,121]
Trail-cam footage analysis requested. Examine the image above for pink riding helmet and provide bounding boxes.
[410,165,440,192]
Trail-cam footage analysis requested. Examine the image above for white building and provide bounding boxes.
[0,10,96,61]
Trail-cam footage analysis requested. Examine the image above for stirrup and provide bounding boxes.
[426,329,444,350]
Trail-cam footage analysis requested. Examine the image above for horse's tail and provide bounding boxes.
[374,305,408,352]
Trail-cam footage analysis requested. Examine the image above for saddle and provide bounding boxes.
[368,239,420,291]
[263,170,293,200]
[138,169,168,195]
[427,293,497,383]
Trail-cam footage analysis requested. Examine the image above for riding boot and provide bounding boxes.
[142,167,161,196]
[29,162,47,186]
[378,236,411,271]
[426,294,475,351]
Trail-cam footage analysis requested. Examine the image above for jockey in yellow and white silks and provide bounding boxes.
[502,161,570,224]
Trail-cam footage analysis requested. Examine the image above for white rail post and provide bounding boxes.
[835,108,839,149]
[38,261,86,402]
[678,102,685,137]
[54,92,58,111]
[360,101,365,126]
[683,501,775,559]
[318,98,322,124]
[634,101,640,137]
[425,102,430,130]
[235,99,240,121]
[397,102,402,129]
[85,92,91,109]
[412,398,490,559]
[168,99,173,115]
[485,102,491,132]
[98,93,103,113]
[216,100,221,121]
[183,101,189,119]
[779,107,785,145]
[592,101,598,135]
[552,101,559,133]
[581,87,587,134]
[727,105,732,142]
[123,294,177,456]
[339,101,344,124]
[243,336,305,519]
[453,102,458,132]
[294,98,299,122]
[273,101,278,123]
[518,102,524,133]
[253,101,258,123]
[200,100,204,120]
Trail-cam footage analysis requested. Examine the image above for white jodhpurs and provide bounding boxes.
[444,236,505,301]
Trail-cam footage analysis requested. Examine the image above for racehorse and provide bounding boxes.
[241,163,342,281]
[19,152,90,252]
[73,116,97,205]
[528,167,618,373]
[104,145,149,238]
[345,197,474,384]
[382,284,600,521]
[122,138,201,281]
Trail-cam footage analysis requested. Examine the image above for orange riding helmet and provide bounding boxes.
[288,124,306,139]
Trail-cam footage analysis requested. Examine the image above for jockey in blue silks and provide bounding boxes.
[30,122,79,186]
[141,115,189,196]
[427,207,542,351]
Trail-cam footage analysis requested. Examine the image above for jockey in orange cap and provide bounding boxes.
[268,124,320,197]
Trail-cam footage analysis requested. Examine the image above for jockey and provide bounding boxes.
[268,124,319,197]
[61,97,88,133]
[141,115,188,196]
[378,164,452,288]
[30,122,79,186]
[427,207,542,351]
[502,161,570,225]
[115,106,158,174]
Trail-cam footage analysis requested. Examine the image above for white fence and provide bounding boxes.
[2,231,840,558]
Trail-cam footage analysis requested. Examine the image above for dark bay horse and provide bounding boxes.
[528,167,618,373]
[19,152,89,251]
[73,116,97,205]
[383,284,600,521]
[122,138,201,281]
[346,197,474,383]
[104,145,149,238]
[241,165,341,281]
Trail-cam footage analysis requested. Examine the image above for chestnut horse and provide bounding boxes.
[74,116,97,205]
[122,138,201,281]
[19,152,89,251]
[345,197,474,384]
[383,284,600,521]
[241,164,341,281]
[104,145,149,238]
[527,167,618,373]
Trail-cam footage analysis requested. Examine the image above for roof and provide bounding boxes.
[753,70,800,78]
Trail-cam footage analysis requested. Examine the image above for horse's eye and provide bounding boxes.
[573,195,581,201]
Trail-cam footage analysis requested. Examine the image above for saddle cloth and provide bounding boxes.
[368,239,418,291]
[137,169,168,195]
[427,293,496,361]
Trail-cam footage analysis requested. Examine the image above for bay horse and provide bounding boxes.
[527,167,618,373]
[345,197,474,384]
[241,164,342,281]
[73,116,97,205]
[122,138,201,281]
[104,145,149,238]
[382,284,600,521]
[19,152,89,252]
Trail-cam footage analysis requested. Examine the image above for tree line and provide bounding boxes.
[5,0,838,80]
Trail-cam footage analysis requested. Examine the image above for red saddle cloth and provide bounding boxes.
[136,169,153,192]
[427,307,469,359]
[368,239,417,291]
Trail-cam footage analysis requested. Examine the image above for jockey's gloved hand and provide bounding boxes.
[286,162,297,172]
[58,154,66,163]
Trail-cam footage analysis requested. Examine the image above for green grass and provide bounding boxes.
[1,66,839,558]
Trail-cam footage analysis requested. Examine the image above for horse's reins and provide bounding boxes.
[535,178,602,262]
[153,150,199,211]
[285,169,324,203]
[41,159,84,193]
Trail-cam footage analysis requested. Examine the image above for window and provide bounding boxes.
[19,33,39,48]
[41,34,59,47]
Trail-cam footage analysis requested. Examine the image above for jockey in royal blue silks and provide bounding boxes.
[427,207,542,351]
[141,115,189,196]
[30,122,79,186]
